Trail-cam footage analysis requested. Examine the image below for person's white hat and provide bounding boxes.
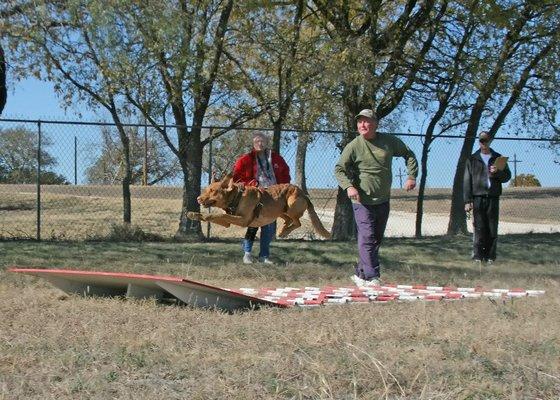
[355,109,377,120]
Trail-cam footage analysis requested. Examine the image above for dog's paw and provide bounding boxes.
[186,212,202,220]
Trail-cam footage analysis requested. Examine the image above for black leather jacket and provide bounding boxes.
[463,149,512,203]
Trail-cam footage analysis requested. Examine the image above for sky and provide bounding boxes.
[1,77,558,188]
[2,78,108,121]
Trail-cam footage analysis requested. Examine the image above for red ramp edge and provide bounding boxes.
[8,267,287,311]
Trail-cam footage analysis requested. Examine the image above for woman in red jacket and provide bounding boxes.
[232,133,290,264]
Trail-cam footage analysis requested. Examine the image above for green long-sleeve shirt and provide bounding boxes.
[334,134,418,205]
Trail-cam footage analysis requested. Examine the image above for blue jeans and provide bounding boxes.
[242,221,277,258]
[352,202,390,279]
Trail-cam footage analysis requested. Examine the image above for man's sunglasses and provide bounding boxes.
[479,139,489,144]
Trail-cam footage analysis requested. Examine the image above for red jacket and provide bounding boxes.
[232,150,290,186]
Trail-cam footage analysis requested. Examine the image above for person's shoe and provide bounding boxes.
[350,275,367,287]
[362,278,382,287]
[258,257,274,265]
[473,259,483,265]
[243,252,254,264]
[351,275,381,287]
[486,259,494,265]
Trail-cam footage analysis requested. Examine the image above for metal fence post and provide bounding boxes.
[143,119,148,186]
[74,136,77,185]
[206,128,213,239]
[36,120,42,241]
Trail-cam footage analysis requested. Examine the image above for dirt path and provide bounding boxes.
[310,210,560,237]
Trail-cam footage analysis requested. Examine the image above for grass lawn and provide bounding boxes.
[1,233,559,399]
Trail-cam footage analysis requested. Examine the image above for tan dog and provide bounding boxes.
[187,173,331,239]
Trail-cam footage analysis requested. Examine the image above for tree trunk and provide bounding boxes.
[446,145,471,235]
[331,93,364,241]
[415,103,446,237]
[175,125,204,240]
[415,137,431,238]
[331,127,358,241]
[447,111,482,235]
[121,141,132,224]
[110,108,132,224]
[295,130,310,193]
[331,187,356,240]
[0,44,6,115]
[175,162,204,240]
[272,119,282,154]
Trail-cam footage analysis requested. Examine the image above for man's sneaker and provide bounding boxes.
[243,253,254,264]
[351,275,381,287]
[259,257,274,265]
[486,259,494,265]
[362,278,382,287]
[350,275,367,287]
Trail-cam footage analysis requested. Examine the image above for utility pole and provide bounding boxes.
[396,167,405,189]
[511,153,522,186]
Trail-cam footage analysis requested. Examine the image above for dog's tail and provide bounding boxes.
[305,196,331,239]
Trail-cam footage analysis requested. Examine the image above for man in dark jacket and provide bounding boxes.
[464,131,511,264]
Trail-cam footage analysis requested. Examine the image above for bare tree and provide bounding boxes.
[309,0,449,240]
[223,0,325,153]
[116,0,260,240]
[447,1,560,234]
[3,1,142,224]
[411,0,477,237]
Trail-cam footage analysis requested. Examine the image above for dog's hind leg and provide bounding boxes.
[277,193,307,237]
[277,215,301,238]
[277,214,293,237]
[277,206,305,237]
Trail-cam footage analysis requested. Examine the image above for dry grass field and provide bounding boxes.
[1,234,559,399]
[0,184,558,240]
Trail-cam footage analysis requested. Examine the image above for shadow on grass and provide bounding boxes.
[384,259,560,284]
[1,233,558,283]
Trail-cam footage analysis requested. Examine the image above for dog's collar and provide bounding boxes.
[225,185,244,215]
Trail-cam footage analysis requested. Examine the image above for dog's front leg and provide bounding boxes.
[205,213,253,227]
[186,211,204,221]
[186,211,231,227]
[204,216,231,228]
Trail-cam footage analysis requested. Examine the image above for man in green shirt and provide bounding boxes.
[334,109,418,287]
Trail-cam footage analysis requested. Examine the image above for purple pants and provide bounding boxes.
[352,202,390,279]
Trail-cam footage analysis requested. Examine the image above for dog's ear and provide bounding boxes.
[221,173,233,188]
[226,176,236,191]
[211,171,217,183]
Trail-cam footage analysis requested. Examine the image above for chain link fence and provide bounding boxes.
[0,118,558,241]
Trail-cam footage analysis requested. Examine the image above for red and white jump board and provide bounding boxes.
[9,268,286,311]
[9,268,545,311]
[234,284,546,307]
